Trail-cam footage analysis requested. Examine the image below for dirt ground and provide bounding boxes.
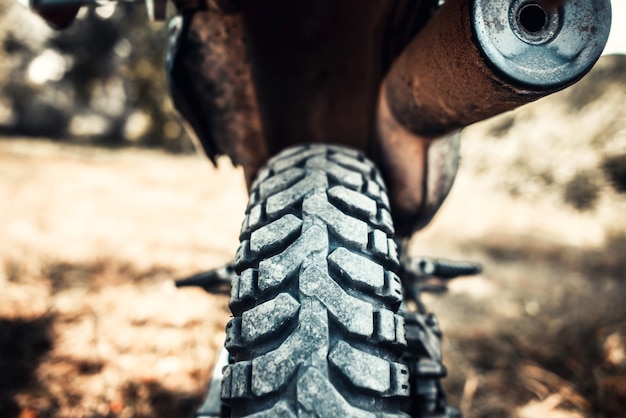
[1,55,626,418]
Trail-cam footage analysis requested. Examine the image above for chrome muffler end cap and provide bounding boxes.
[473,0,612,89]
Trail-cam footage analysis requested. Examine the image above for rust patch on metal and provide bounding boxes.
[375,89,460,236]
[170,7,267,186]
[383,0,549,139]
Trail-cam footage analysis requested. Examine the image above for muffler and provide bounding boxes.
[383,0,612,139]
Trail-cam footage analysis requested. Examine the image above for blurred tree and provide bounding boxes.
[0,1,194,153]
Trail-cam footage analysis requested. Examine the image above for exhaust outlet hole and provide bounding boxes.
[518,4,548,34]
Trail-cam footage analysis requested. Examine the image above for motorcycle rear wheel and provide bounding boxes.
[222,144,409,417]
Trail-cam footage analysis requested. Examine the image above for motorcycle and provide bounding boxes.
[19,0,612,416]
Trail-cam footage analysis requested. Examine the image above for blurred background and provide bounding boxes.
[0,1,625,418]
[0,1,194,153]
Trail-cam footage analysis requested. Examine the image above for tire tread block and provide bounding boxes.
[300,264,373,337]
[242,293,300,343]
[259,167,306,200]
[328,247,384,291]
[329,152,375,175]
[328,185,378,222]
[244,203,264,235]
[382,271,403,306]
[230,269,256,312]
[251,306,328,396]
[250,214,303,256]
[364,180,382,204]
[266,172,328,218]
[258,224,327,292]
[297,367,376,418]
[369,229,389,261]
[377,208,394,235]
[305,156,363,191]
[303,192,368,250]
[329,341,391,394]
[272,147,326,173]
[222,360,252,399]
[246,401,296,418]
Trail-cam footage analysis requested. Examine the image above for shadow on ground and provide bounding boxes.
[0,309,208,418]
[434,235,626,418]
[1,259,227,418]
[0,316,54,417]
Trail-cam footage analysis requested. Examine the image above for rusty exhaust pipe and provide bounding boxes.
[384,0,611,138]
[377,0,611,236]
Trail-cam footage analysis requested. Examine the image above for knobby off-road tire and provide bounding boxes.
[222,145,410,417]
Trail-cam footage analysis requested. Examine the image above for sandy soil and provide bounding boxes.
[1,55,626,418]
[0,140,244,418]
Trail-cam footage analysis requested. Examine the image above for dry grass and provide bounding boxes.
[0,139,244,417]
[1,266,231,417]
[407,168,626,417]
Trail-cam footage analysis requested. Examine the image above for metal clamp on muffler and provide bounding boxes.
[474,0,612,89]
